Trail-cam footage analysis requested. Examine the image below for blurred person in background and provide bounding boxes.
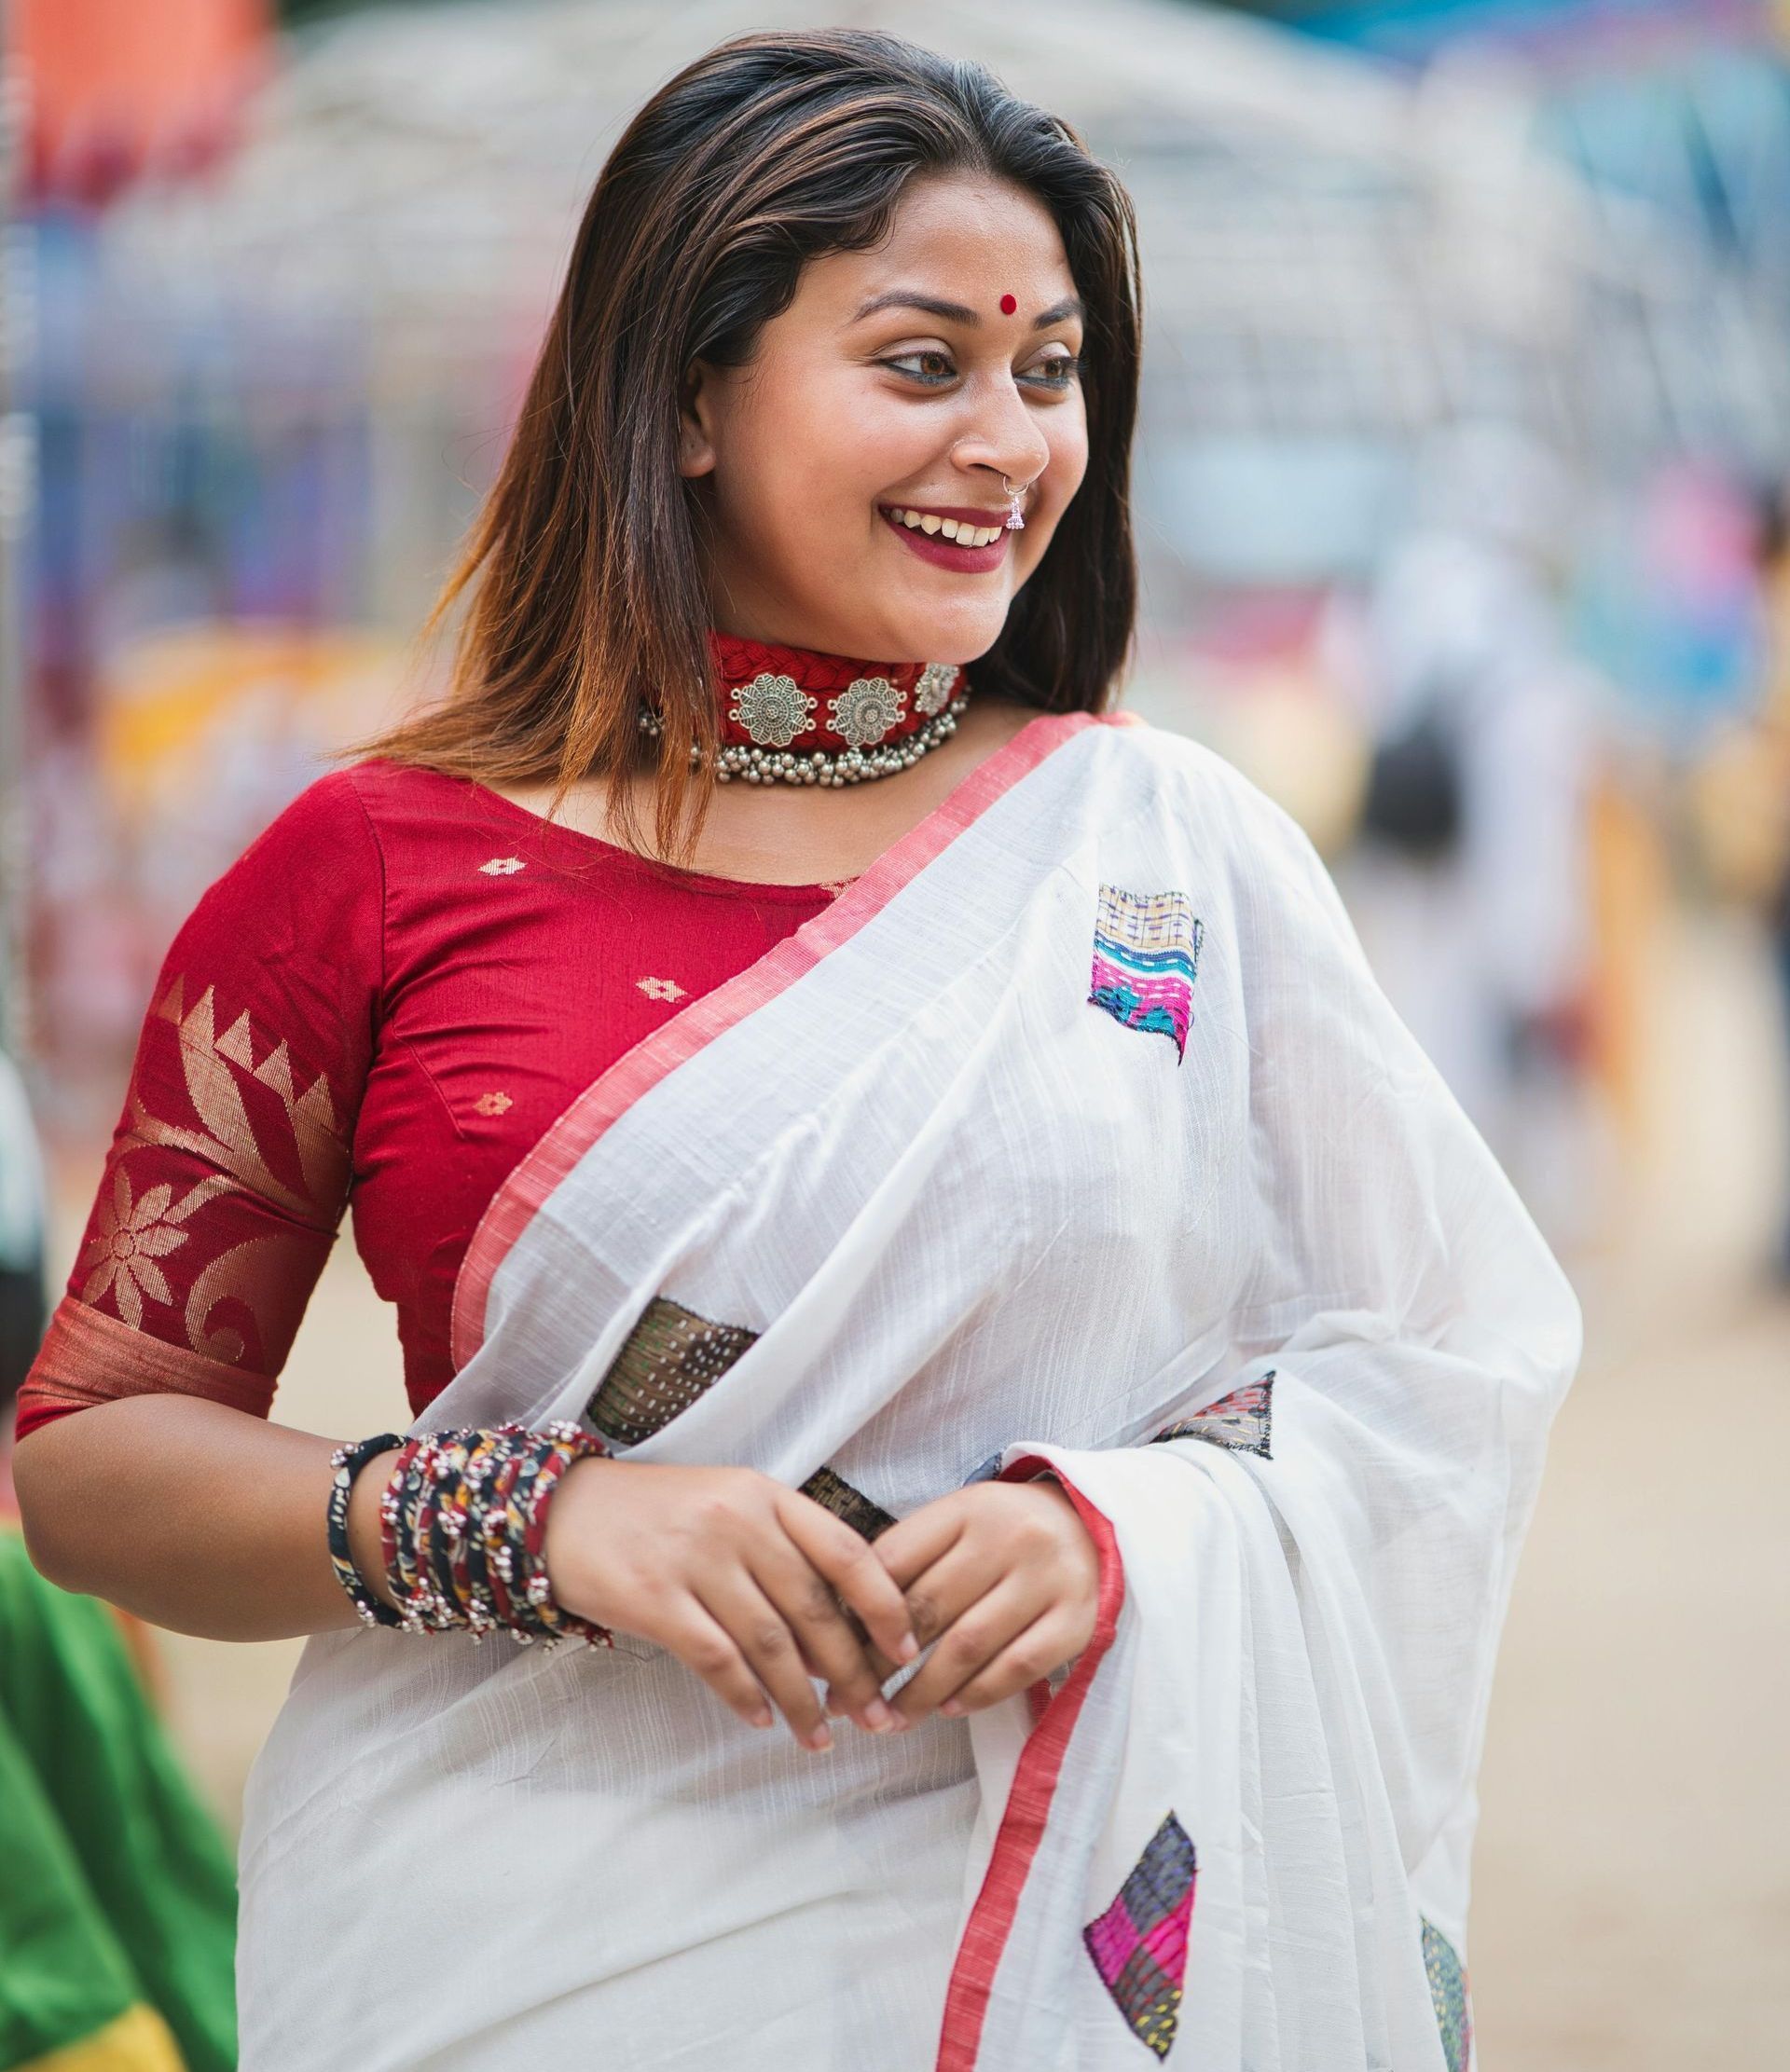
[1336,420,1604,1244]
[1762,487,1790,1285]
[0,1050,237,2072]
[13,31,1580,2072]
[1717,479,1790,1283]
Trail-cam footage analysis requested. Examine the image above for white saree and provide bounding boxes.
[237,710,1581,2071]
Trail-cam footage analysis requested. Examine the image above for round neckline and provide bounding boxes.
[450,770,856,901]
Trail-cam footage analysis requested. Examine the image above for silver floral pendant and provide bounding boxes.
[730,672,817,748]
[827,676,905,750]
[913,663,959,718]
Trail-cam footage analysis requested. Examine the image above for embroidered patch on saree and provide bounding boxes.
[1422,1918,1472,2072]
[1150,1373,1274,1461]
[1082,1811,1197,2059]
[1088,886,1204,1063]
[797,1464,897,1543]
[585,1296,758,1448]
[588,1303,897,1538]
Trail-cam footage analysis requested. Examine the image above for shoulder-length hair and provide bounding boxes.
[357,27,1143,861]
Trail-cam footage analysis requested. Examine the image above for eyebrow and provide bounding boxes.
[849,291,1085,329]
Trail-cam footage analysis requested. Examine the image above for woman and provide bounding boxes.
[14,30,1580,2071]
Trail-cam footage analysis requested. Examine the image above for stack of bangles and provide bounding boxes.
[326,1422,615,1649]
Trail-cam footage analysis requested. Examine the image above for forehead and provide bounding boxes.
[809,174,1076,311]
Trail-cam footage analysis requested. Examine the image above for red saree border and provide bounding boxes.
[934,1457,1128,2071]
[14,1295,278,1441]
[448,707,1141,1368]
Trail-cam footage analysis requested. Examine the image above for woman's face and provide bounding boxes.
[679,172,1089,666]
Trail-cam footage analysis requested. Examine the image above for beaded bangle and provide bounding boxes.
[352,1423,614,1650]
[326,1432,406,1628]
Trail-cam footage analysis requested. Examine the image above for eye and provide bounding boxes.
[1021,353,1083,391]
[881,350,957,387]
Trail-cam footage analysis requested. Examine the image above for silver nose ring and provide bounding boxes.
[999,474,1033,531]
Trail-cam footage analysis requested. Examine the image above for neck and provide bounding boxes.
[708,629,963,758]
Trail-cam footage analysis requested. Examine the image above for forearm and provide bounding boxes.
[12,1394,396,1641]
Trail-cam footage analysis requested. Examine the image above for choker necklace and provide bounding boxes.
[637,632,969,786]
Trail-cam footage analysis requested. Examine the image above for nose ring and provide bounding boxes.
[999,474,1033,531]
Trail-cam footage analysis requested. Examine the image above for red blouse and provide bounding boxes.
[18,760,847,1439]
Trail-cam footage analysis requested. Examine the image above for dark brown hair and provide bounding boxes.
[357,28,1142,860]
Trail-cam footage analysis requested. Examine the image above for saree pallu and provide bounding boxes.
[237,711,1581,2071]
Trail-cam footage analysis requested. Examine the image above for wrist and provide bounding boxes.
[541,1453,626,1627]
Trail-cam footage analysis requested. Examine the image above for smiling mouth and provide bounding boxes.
[877,503,1011,570]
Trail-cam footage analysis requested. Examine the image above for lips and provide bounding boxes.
[878,504,1010,572]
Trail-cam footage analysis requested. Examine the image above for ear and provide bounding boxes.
[677,360,720,480]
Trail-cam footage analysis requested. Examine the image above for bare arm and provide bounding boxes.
[13,1397,923,1750]
[12,1396,395,1641]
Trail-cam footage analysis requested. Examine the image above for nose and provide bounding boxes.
[951,377,1051,496]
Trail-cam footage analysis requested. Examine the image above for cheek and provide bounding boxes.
[1047,408,1091,503]
[1022,415,1090,567]
[717,373,915,564]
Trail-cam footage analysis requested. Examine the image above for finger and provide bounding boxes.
[750,1543,900,1735]
[933,1610,1081,1719]
[825,1639,899,1709]
[821,1539,1016,1720]
[862,1497,971,1594]
[889,1576,1042,1728]
[695,1575,832,1752]
[665,1605,776,1732]
[778,1491,923,1670]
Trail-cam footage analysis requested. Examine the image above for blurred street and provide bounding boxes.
[38,883,1787,2072]
[10,1,1790,2065]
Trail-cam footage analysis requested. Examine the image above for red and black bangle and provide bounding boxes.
[351,1423,615,1650]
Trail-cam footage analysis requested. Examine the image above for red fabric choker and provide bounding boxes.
[709,632,964,756]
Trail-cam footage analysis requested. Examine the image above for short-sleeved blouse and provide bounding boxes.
[17,761,846,1439]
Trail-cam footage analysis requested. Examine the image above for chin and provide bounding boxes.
[880,594,1014,667]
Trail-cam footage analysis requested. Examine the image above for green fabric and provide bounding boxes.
[0,1531,237,2072]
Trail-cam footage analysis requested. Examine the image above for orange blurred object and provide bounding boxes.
[8,0,273,208]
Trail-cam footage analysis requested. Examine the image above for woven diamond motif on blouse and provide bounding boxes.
[1150,1372,1274,1461]
[1422,1918,1472,2072]
[584,1297,758,1448]
[1082,1811,1197,2060]
[798,1464,897,1542]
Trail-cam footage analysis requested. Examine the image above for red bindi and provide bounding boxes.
[998,293,1017,315]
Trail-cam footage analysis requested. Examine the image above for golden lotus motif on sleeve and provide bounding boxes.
[83,973,351,1365]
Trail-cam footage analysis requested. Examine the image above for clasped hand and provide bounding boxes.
[544,1461,1101,1750]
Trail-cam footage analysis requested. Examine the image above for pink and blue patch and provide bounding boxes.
[1082,1811,1197,2058]
[1088,885,1204,1063]
[1150,1373,1274,1461]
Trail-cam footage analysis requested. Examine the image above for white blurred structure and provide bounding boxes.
[88,0,1790,615]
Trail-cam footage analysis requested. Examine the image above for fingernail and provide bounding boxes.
[861,1696,897,1733]
[807,1725,833,1753]
[898,1633,920,1664]
[824,1694,846,1718]
[940,1697,965,1718]
[752,1708,773,1729]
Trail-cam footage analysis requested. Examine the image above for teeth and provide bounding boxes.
[887,508,1001,546]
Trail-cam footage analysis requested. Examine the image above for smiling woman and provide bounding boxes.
[13,25,1580,2072]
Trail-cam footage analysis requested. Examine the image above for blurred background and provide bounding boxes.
[1,0,1788,2065]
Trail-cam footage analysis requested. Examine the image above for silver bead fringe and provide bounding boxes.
[639,693,971,785]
